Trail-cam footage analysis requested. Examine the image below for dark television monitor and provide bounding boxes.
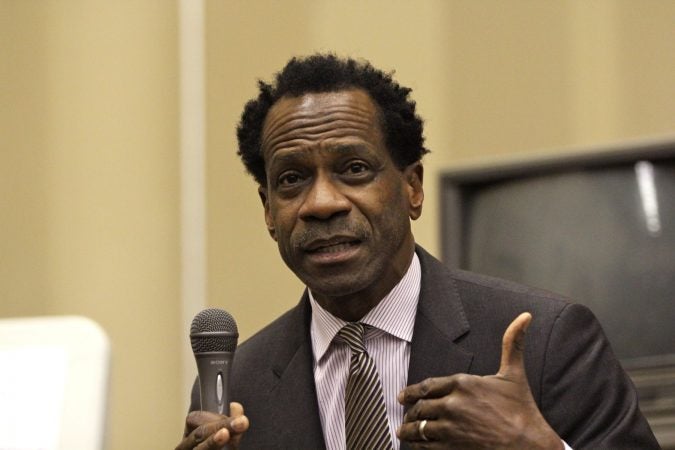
[440,136,675,447]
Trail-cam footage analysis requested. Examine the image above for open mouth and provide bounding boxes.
[308,240,361,254]
[303,235,363,255]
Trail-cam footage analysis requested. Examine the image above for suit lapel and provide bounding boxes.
[401,248,474,450]
[267,293,326,449]
[408,246,474,385]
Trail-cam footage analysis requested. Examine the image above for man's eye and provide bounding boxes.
[278,172,302,186]
[346,162,369,174]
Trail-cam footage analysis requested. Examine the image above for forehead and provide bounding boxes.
[261,89,383,159]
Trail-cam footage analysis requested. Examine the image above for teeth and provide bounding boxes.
[314,242,355,253]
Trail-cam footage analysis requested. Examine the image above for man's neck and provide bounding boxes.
[310,244,416,322]
[311,292,381,322]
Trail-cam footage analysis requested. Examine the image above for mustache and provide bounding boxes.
[292,220,370,249]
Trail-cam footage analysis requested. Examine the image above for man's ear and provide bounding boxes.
[258,186,277,241]
[404,162,424,220]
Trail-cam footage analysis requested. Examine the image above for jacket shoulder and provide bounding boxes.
[233,298,308,370]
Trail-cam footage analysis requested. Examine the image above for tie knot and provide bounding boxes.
[338,322,367,354]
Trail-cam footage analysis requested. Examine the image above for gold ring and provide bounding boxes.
[418,419,429,441]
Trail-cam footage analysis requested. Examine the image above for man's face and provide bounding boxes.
[258,89,423,319]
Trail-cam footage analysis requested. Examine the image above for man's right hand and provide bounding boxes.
[397,313,562,449]
[175,402,249,450]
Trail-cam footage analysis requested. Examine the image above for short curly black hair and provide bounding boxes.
[237,54,429,186]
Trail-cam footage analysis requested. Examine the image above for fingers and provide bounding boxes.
[399,373,476,405]
[175,404,249,450]
[497,312,532,381]
[192,427,231,450]
[183,411,226,436]
[176,413,229,450]
[403,396,460,425]
[397,419,441,447]
[399,312,533,405]
[225,403,249,447]
[229,402,244,417]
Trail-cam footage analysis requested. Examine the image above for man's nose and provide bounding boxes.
[298,173,351,220]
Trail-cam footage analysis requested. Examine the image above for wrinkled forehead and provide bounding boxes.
[260,89,384,158]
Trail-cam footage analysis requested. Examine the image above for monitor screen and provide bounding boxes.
[441,138,675,367]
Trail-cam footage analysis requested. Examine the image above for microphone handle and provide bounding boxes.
[195,351,234,415]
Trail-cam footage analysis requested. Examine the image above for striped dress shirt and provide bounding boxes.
[309,253,421,450]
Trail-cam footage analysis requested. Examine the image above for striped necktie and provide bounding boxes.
[338,322,393,450]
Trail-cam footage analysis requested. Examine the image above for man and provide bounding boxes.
[176,54,658,449]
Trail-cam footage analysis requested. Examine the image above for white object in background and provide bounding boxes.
[0,316,110,450]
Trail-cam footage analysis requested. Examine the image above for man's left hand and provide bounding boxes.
[397,312,563,449]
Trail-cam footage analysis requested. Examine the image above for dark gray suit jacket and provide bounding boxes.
[191,246,658,449]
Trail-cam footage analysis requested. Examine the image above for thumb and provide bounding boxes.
[497,312,532,380]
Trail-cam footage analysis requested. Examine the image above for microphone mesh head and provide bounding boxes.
[190,308,238,353]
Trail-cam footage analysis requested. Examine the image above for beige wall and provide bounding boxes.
[2,1,674,448]
[1,2,181,449]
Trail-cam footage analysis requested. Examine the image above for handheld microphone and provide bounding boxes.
[190,308,239,415]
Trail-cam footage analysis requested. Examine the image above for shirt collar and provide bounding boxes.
[309,252,421,363]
